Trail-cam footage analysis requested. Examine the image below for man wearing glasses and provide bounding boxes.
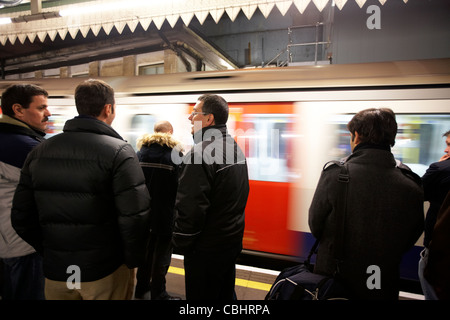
[173,94,249,300]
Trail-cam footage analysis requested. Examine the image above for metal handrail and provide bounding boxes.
[262,47,288,68]
[263,22,331,67]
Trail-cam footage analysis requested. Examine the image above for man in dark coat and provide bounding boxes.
[419,130,450,299]
[11,79,150,300]
[173,94,249,300]
[135,120,181,300]
[309,108,424,300]
[425,191,450,300]
[0,84,50,300]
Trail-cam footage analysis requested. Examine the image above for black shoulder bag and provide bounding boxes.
[265,161,350,300]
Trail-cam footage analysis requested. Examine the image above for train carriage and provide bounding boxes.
[2,58,449,286]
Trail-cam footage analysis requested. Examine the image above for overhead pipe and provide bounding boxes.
[3,0,60,23]
[0,0,23,6]
[158,30,192,72]
[11,11,60,23]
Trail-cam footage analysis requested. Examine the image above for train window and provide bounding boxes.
[44,104,78,138]
[45,114,68,138]
[138,64,164,75]
[329,114,450,177]
[235,114,295,182]
[71,72,89,78]
[128,114,157,150]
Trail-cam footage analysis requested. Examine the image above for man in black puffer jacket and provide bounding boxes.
[173,94,249,300]
[11,79,150,300]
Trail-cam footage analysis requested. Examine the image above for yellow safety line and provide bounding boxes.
[168,266,272,292]
[235,278,272,292]
[168,266,185,276]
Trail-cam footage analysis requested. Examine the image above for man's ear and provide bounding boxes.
[12,103,24,118]
[354,131,361,145]
[96,104,112,122]
[98,104,112,119]
[206,113,215,126]
[104,104,113,117]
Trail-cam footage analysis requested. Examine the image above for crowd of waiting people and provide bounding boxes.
[0,81,448,300]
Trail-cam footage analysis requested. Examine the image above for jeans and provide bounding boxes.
[2,252,45,300]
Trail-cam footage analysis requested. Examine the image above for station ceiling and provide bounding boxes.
[0,0,411,47]
[0,0,414,74]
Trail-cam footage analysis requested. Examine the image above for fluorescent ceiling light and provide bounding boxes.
[59,0,155,17]
[59,0,185,17]
[0,17,12,24]
[59,3,116,17]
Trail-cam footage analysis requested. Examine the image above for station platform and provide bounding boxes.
[162,254,278,300]
[139,254,424,301]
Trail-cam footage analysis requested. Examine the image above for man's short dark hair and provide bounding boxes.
[198,94,229,125]
[443,130,450,138]
[1,84,48,117]
[75,79,115,117]
[347,108,398,147]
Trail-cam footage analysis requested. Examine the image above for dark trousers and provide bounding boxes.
[2,252,45,300]
[136,233,173,299]
[184,244,241,300]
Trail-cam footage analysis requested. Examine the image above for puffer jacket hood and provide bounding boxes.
[137,132,184,152]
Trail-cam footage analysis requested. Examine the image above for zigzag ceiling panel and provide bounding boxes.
[0,0,409,45]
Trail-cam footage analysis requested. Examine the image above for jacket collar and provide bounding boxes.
[345,145,396,167]
[138,132,183,152]
[353,142,390,153]
[193,124,227,144]
[63,115,124,140]
[0,114,46,138]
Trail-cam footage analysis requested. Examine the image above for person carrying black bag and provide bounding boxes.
[265,161,350,301]
[308,108,423,300]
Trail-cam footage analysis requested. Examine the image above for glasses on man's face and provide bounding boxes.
[190,111,209,117]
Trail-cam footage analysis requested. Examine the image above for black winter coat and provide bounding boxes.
[422,158,450,247]
[173,125,249,253]
[12,116,151,282]
[0,115,45,168]
[137,133,180,235]
[0,115,45,259]
[309,145,424,300]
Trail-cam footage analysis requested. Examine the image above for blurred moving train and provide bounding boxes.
[1,58,449,286]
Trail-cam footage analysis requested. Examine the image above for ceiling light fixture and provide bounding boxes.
[0,16,11,24]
